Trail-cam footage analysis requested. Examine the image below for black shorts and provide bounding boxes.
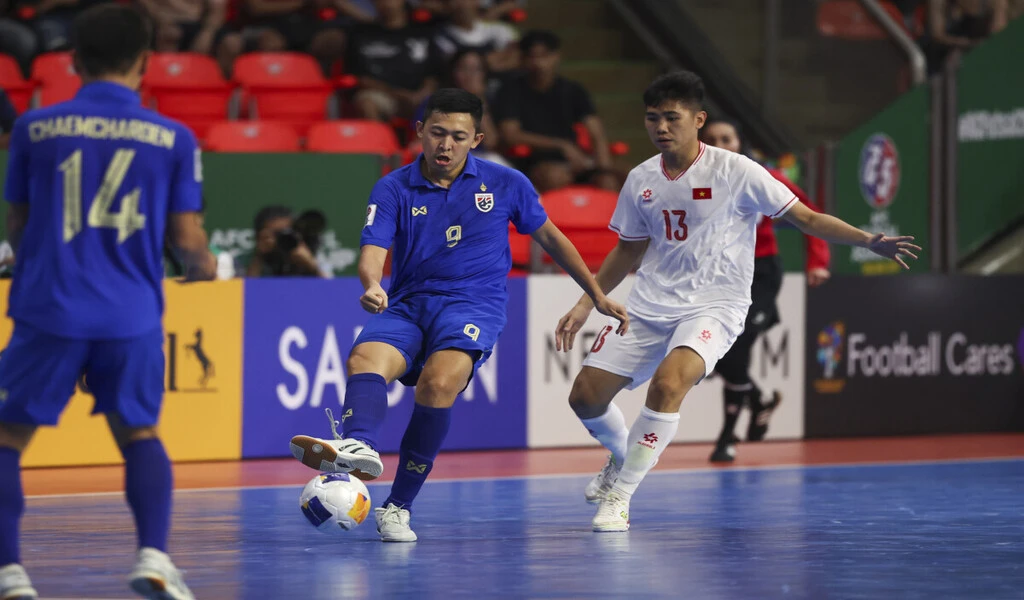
[745,255,784,335]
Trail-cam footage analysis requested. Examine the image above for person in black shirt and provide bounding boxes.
[492,30,613,192]
[346,0,444,122]
[0,89,16,149]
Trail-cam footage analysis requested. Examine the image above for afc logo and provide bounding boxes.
[858,134,901,209]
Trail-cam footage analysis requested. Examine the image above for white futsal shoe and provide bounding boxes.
[584,455,621,504]
[375,505,418,543]
[0,564,37,600]
[592,489,631,532]
[289,409,384,481]
[128,548,194,600]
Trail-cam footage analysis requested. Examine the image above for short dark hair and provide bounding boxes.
[254,205,293,233]
[519,30,561,54]
[643,70,705,111]
[72,5,152,78]
[423,88,484,131]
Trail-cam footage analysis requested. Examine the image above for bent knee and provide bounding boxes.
[568,371,612,418]
[416,372,467,404]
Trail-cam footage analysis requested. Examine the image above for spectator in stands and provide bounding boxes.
[924,0,1009,71]
[13,0,113,54]
[413,0,525,21]
[0,89,16,149]
[0,1,38,76]
[138,0,230,57]
[216,0,367,76]
[241,205,327,277]
[492,29,614,193]
[434,0,518,72]
[345,0,444,122]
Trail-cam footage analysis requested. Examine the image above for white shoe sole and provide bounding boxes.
[0,587,37,600]
[592,521,630,532]
[129,574,186,600]
[584,493,603,505]
[289,435,383,480]
[379,530,418,543]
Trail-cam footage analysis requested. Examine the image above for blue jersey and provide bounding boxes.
[3,82,203,339]
[361,153,547,304]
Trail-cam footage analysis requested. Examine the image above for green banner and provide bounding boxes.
[956,17,1024,259]
[0,152,382,277]
[832,85,931,275]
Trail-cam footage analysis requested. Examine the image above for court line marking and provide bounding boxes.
[25,454,1024,500]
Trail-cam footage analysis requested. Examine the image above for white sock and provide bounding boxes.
[579,403,628,466]
[614,406,680,496]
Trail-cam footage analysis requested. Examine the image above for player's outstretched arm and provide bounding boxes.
[168,212,217,281]
[780,202,921,269]
[554,237,648,352]
[357,244,389,314]
[530,219,630,339]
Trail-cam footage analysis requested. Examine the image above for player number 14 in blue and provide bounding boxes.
[59,148,147,243]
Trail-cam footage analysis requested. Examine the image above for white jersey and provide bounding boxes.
[609,143,798,328]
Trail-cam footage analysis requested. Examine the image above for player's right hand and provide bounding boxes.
[360,283,389,314]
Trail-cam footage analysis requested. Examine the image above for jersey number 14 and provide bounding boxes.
[60,148,147,243]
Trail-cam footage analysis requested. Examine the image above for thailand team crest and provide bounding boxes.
[475,193,494,212]
[858,133,901,209]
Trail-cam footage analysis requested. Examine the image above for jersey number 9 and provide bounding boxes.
[60,148,147,243]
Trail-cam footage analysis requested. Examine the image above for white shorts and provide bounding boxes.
[582,312,740,390]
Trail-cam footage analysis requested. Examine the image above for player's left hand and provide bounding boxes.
[555,301,592,352]
[866,233,921,269]
[807,267,831,287]
[594,297,629,335]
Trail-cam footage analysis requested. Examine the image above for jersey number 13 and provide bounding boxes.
[60,148,147,243]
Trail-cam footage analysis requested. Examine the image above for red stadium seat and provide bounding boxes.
[306,120,400,155]
[232,53,334,134]
[540,186,620,271]
[204,121,301,152]
[142,53,233,139]
[30,52,81,107]
[509,223,532,273]
[0,54,34,113]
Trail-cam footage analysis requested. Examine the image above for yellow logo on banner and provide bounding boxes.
[0,280,243,467]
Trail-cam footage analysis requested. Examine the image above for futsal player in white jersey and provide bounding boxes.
[555,71,921,532]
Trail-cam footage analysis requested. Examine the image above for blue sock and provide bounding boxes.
[384,403,451,511]
[341,373,388,450]
[122,439,172,552]
[0,447,23,566]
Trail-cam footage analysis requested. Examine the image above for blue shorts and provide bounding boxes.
[355,294,506,387]
[0,322,165,427]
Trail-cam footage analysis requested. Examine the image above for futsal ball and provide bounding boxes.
[299,472,372,532]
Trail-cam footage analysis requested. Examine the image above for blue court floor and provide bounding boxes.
[20,458,1024,599]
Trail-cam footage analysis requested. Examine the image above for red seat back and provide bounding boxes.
[306,120,400,154]
[540,186,620,271]
[204,121,301,152]
[0,54,33,113]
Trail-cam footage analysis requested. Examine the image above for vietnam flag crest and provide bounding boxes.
[692,187,712,200]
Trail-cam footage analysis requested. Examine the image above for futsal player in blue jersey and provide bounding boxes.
[0,6,216,600]
[289,88,629,542]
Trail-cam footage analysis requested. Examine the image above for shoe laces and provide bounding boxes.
[597,491,628,517]
[598,455,619,485]
[324,408,342,440]
[379,504,406,526]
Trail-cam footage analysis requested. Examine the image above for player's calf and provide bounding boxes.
[747,390,782,442]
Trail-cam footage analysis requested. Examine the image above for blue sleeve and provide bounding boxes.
[360,177,400,248]
[509,170,547,234]
[169,126,203,213]
[4,118,30,205]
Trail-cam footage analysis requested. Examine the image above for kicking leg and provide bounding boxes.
[0,422,37,600]
[289,341,407,479]
[376,349,473,542]
[593,347,705,532]
[568,366,631,503]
